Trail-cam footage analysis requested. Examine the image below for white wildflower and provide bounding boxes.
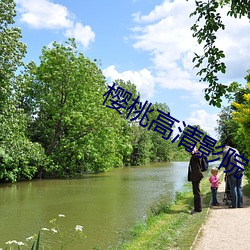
[51,228,58,233]
[42,227,50,231]
[26,236,34,241]
[6,240,17,245]
[6,240,25,246]
[75,225,83,231]
[17,241,25,246]
[58,214,65,217]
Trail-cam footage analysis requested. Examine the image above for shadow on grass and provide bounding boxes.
[149,189,213,217]
[111,182,214,249]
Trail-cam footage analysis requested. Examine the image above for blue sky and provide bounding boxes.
[14,0,250,139]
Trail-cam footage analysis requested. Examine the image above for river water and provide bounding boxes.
[0,161,195,249]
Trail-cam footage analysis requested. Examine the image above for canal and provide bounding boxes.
[0,161,199,249]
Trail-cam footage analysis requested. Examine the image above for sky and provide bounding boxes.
[14,0,250,139]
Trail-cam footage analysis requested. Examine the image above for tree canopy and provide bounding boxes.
[0,0,215,182]
[0,0,47,182]
[190,0,250,107]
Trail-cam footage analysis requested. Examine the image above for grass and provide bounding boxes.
[110,171,222,250]
[111,172,250,250]
[243,177,250,197]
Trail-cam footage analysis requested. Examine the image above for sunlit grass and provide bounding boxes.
[243,177,250,197]
[111,173,218,250]
[111,170,250,250]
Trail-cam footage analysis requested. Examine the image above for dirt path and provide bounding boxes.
[192,177,250,250]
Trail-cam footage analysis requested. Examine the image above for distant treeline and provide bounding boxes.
[0,1,192,182]
[1,1,249,183]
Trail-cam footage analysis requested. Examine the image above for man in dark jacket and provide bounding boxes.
[188,146,204,214]
[222,145,244,208]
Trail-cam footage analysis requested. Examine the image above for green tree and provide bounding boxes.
[230,76,250,177]
[0,0,47,182]
[216,73,250,152]
[215,72,250,178]
[189,0,250,107]
[24,39,127,175]
[147,102,173,162]
[216,106,239,146]
[129,125,153,165]
[0,0,27,108]
[110,79,141,165]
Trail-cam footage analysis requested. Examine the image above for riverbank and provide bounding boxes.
[111,172,214,249]
[112,170,249,249]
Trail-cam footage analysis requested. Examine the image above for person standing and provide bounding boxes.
[222,145,244,208]
[188,146,204,214]
[209,167,220,206]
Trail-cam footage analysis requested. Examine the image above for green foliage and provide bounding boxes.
[129,125,153,166]
[189,0,250,107]
[147,102,173,162]
[113,177,213,250]
[24,39,127,175]
[0,0,27,108]
[0,108,50,182]
[104,80,179,166]
[216,106,240,147]
[170,143,190,161]
[190,0,226,107]
[0,0,214,181]
[108,79,140,166]
[216,72,250,178]
[231,83,250,177]
[0,0,48,182]
[222,0,250,19]
[31,231,40,250]
[174,124,210,149]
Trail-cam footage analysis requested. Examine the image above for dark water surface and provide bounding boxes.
[0,161,191,249]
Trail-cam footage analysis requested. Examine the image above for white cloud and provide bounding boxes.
[65,22,95,48]
[16,0,95,48]
[132,1,175,23]
[130,0,250,94]
[103,0,210,106]
[103,65,155,100]
[16,0,73,29]
[154,70,206,92]
[214,7,250,81]
[129,0,205,98]
[185,110,219,139]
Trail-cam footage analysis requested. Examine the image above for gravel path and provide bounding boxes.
[192,177,250,250]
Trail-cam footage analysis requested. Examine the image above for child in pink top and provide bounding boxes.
[209,168,220,206]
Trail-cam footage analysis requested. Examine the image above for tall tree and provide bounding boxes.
[0,0,27,108]
[110,79,141,165]
[0,0,46,182]
[147,102,173,162]
[25,39,127,175]
[216,73,250,149]
[216,106,239,146]
[231,74,250,177]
